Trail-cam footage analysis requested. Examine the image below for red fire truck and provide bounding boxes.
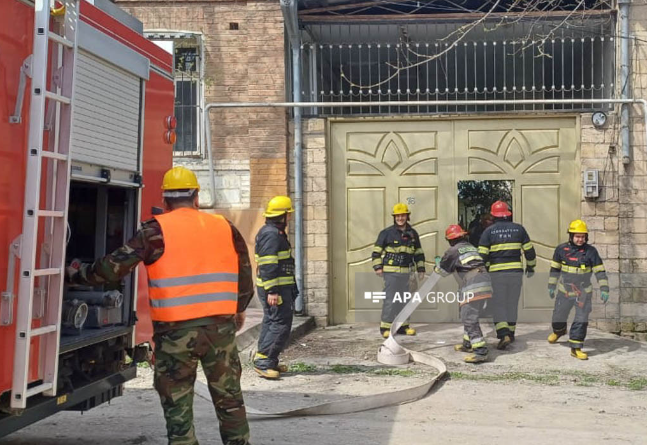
[1,0,174,436]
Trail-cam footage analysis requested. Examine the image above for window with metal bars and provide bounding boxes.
[174,45,201,155]
[297,16,616,116]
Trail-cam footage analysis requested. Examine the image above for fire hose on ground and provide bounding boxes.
[196,273,447,417]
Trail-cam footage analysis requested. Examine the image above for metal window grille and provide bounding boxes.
[298,17,616,116]
[174,44,202,155]
[147,33,204,157]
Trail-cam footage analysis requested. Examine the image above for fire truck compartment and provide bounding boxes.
[61,181,138,352]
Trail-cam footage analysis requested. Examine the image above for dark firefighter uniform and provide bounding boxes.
[253,196,297,376]
[478,201,536,345]
[372,207,425,335]
[71,215,253,445]
[435,225,492,363]
[548,220,609,357]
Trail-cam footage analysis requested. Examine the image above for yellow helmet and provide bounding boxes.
[161,166,200,198]
[263,196,294,218]
[392,203,410,216]
[568,219,588,234]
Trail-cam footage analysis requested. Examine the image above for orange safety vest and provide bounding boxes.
[145,208,239,322]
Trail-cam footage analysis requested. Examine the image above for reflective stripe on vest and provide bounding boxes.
[145,208,239,322]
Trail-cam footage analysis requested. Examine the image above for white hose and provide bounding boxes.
[239,273,447,417]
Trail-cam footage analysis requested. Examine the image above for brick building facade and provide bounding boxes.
[116,0,289,210]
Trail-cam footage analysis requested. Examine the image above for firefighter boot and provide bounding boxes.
[254,367,280,379]
[454,338,473,353]
[548,332,563,344]
[496,335,512,350]
[570,348,588,360]
[397,325,416,336]
[381,329,390,339]
[464,353,488,364]
[254,352,281,379]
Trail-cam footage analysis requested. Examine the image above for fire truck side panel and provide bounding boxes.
[79,1,173,76]
[135,70,175,346]
[0,0,174,430]
[0,0,40,397]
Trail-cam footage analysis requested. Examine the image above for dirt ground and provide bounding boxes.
[3,323,647,445]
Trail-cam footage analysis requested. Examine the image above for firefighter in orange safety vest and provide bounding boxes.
[66,166,253,445]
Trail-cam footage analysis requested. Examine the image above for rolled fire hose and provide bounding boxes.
[232,273,447,417]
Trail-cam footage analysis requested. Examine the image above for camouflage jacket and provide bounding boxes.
[72,217,254,316]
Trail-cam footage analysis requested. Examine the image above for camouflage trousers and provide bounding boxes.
[153,319,250,445]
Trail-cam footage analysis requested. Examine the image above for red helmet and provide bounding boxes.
[445,224,467,240]
[490,201,512,217]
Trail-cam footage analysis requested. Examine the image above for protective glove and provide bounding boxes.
[548,288,556,300]
[65,258,82,283]
[434,256,441,268]
[525,267,535,278]
[601,291,609,304]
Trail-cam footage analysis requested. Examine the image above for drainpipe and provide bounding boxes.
[281,0,305,314]
[198,33,215,210]
[200,103,217,209]
[619,0,631,165]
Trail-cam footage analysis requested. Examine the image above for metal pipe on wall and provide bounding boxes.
[198,33,214,209]
[200,108,217,209]
[619,0,631,165]
[281,0,305,314]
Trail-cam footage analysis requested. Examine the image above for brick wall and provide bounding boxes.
[582,110,647,341]
[579,114,623,334]
[176,158,250,208]
[289,119,330,327]
[116,0,288,210]
[598,3,647,341]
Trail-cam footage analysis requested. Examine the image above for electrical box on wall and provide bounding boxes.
[583,169,600,199]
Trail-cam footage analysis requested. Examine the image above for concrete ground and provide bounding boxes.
[3,321,647,445]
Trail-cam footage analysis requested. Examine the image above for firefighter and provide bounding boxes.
[547,219,609,360]
[253,195,298,379]
[66,166,252,445]
[435,225,493,363]
[372,203,426,338]
[478,201,536,350]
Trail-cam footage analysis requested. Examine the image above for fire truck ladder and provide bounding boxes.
[11,0,79,410]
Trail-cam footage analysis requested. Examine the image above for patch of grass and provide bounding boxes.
[288,362,318,373]
[137,361,151,369]
[555,370,598,379]
[606,379,622,387]
[627,378,647,391]
[450,371,559,385]
[575,374,599,387]
[330,364,363,374]
[370,368,416,377]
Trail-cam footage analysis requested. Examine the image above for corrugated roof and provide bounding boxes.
[298,0,611,16]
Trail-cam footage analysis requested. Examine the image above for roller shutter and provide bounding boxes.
[71,50,141,172]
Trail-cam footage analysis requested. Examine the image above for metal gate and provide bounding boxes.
[331,116,579,324]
